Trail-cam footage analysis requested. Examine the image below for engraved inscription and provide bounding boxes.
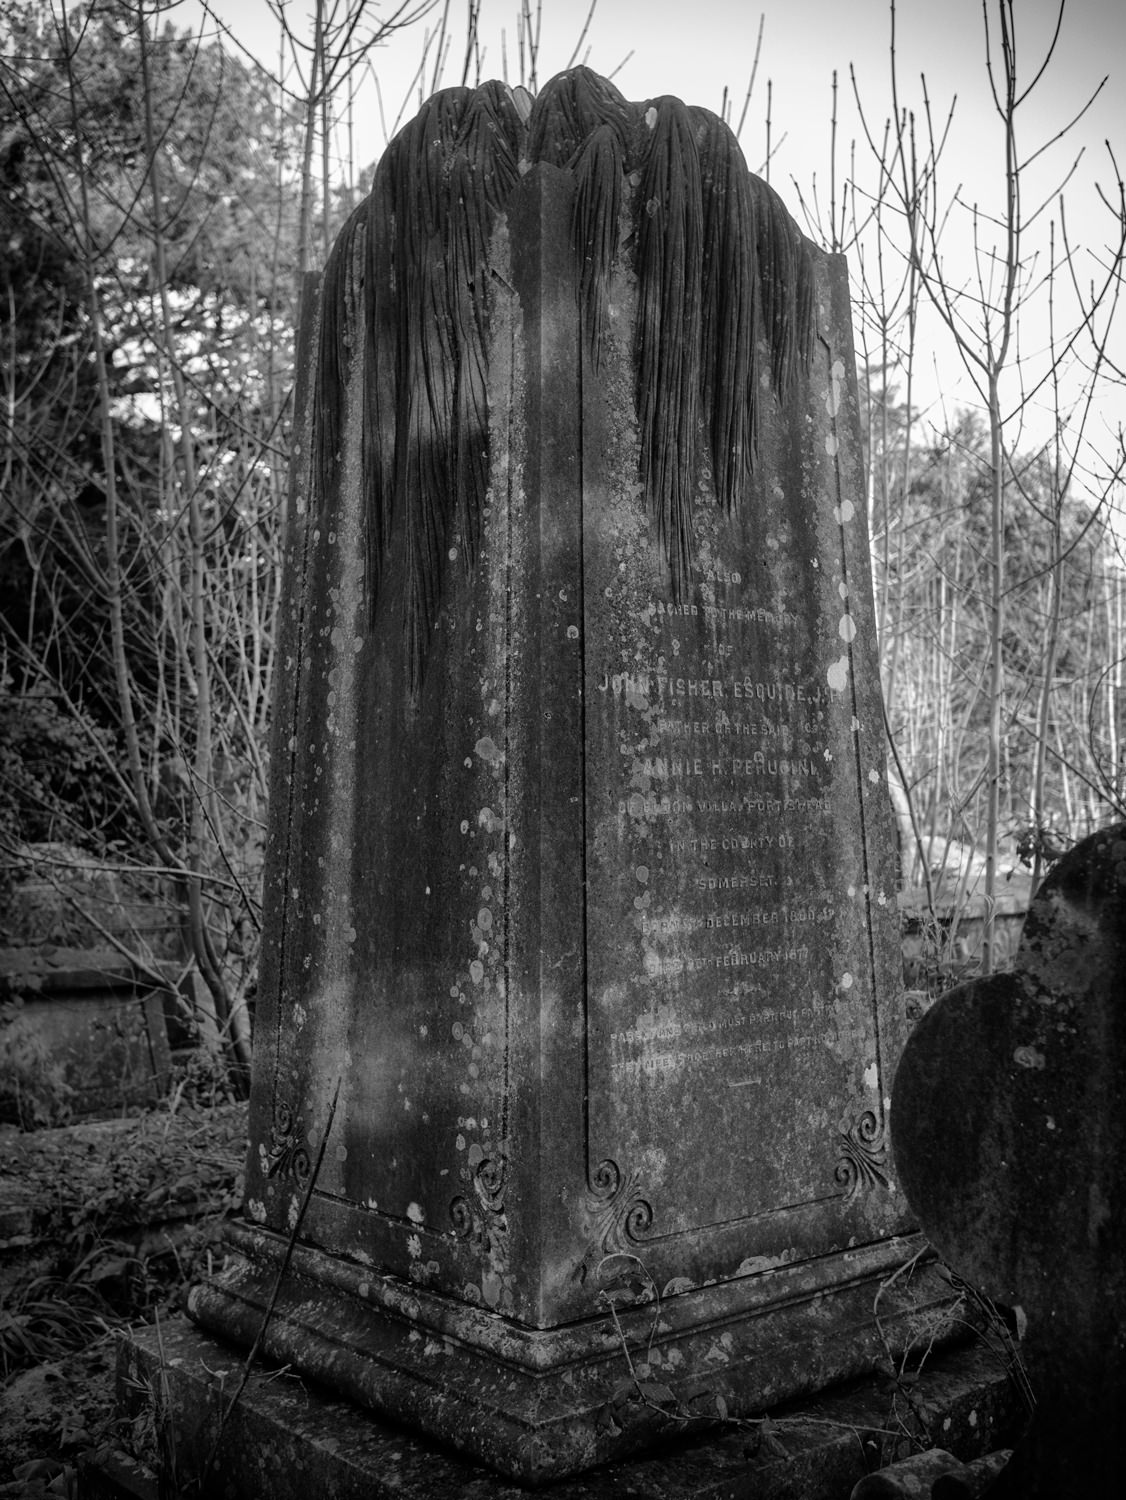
[598,566,841,1091]
[598,669,825,704]
[585,321,897,1237]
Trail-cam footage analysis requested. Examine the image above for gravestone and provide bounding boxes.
[188,69,946,1483]
[0,948,172,1120]
[891,824,1126,1497]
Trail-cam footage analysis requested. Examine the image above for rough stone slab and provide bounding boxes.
[120,1320,1023,1500]
[0,947,171,1117]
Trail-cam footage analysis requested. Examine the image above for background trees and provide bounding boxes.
[1,0,1123,1092]
[1,0,307,1083]
[840,0,1125,968]
[870,407,1123,888]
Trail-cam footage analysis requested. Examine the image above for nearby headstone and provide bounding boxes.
[891,823,1126,1497]
[0,948,172,1120]
[188,69,949,1483]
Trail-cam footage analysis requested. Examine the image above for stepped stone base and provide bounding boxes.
[114,1319,1024,1499]
[186,1227,964,1481]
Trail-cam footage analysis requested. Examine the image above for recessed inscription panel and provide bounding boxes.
[584,327,895,1251]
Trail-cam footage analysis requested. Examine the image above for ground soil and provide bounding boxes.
[0,1100,246,1496]
[0,1338,120,1495]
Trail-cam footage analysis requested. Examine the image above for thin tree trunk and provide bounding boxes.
[982,371,1005,973]
[138,10,251,1083]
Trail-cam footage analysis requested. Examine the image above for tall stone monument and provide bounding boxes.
[189,69,945,1483]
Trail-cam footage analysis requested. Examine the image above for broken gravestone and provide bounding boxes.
[892,823,1126,1497]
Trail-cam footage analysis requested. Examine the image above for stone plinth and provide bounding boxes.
[189,72,943,1484]
[121,1320,1023,1500]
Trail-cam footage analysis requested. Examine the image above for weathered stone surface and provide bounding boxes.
[891,824,1126,1497]
[849,1449,965,1498]
[188,73,939,1483]
[121,1320,1023,1500]
[931,1451,1013,1499]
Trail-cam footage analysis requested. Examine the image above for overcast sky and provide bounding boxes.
[180,0,1124,185]
[181,0,1124,458]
